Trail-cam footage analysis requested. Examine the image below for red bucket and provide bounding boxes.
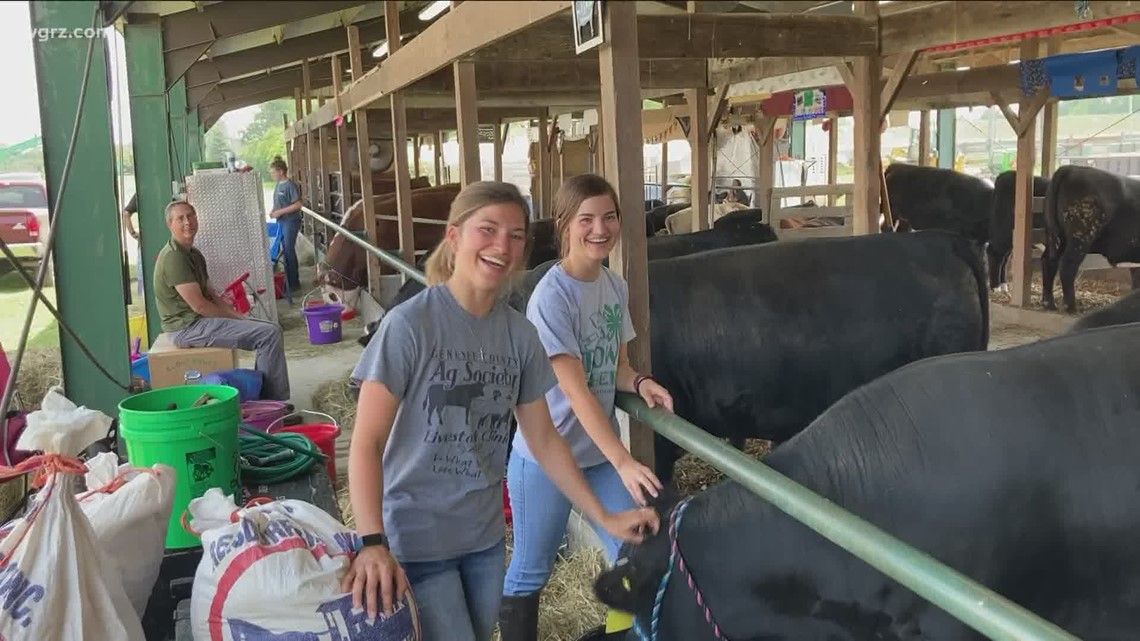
[270,420,341,486]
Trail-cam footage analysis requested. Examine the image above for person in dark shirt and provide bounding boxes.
[268,157,303,294]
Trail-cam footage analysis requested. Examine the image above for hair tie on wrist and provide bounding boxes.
[634,374,653,396]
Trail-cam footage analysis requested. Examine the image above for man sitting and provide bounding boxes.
[153,201,290,400]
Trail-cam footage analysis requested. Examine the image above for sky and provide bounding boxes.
[0,1,256,147]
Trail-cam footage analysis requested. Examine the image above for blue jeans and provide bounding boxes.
[402,538,506,641]
[278,212,302,290]
[502,452,635,596]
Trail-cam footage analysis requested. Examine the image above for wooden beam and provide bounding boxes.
[333,55,352,215]
[536,113,549,218]
[879,50,919,119]
[349,23,382,295]
[852,1,881,236]
[990,91,1020,131]
[639,13,877,58]
[1011,37,1040,308]
[599,0,653,468]
[687,88,710,230]
[882,1,1140,55]
[454,60,481,185]
[342,1,571,122]
[835,62,856,98]
[707,83,731,140]
[386,0,415,270]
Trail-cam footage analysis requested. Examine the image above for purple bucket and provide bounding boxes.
[301,304,344,345]
[241,400,289,432]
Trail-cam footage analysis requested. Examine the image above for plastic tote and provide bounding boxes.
[118,385,242,550]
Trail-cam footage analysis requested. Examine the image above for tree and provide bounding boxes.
[240,99,295,146]
[203,121,232,163]
[239,126,286,181]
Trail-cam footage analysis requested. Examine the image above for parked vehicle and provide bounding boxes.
[0,175,49,269]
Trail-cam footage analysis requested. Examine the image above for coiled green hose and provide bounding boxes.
[238,431,320,485]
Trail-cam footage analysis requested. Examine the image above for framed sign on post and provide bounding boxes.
[574,0,604,54]
[793,89,827,122]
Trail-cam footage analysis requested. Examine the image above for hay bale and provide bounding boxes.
[312,372,357,439]
[675,438,771,497]
[493,529,607,641]
[11,348,62,412]
[990,271,1128,313]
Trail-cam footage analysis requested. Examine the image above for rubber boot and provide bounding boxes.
[497,592,541,641]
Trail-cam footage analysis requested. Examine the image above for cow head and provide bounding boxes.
[593,487,683,617]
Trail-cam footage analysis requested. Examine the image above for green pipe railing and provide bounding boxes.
[299,205,1081,641]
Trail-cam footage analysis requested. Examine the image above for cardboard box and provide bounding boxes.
[147,333,238,389]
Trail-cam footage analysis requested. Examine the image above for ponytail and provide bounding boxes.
[424,242,455,285]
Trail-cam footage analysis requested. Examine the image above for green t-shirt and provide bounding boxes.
[154,238,210,332]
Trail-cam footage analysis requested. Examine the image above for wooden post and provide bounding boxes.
[454,60,481,185]
[348,24,381,295]
[1040,39,1059,176]
[686,88,709,230]
[432,133,443,185]
[1011,38,1045,307]
[412,135,421,178]
[599,0,653,468]
[918,110,931,167]
[332,55,352,215]
[318,126,329,214]
[852,1,882,235]
[757,117,775,217]
[493,119,504,182]
[537,112,550,218]
[302,59,312,116]
[385,1,415,270]
[827,115,838,205]
[659,140,669,201]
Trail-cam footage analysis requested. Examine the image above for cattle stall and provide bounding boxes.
[268,2,1140,639]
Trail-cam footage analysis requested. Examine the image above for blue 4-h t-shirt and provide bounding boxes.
[513,262,636,468]
[273,179,301,216]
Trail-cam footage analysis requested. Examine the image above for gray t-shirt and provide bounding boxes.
[513,263,636,468]
[351,284,556,562]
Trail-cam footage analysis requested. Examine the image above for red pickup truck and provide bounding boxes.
[0,175,49,268]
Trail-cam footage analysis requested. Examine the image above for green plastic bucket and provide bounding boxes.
[118,385,242,550]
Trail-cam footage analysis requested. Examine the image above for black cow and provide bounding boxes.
[1042,165,1140,313]
[377,219,779,326]
[596,322,1140,640]
[987,170,1051,289]
[711,208,763,231]
[645,203,688,236]
[641,218,776,261]
[884,163,994,243]
[1070,288,1140,332]
[508,231,988,484]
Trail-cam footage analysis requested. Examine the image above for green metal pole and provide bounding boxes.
[615,394,1081,641]
[300,203,1081,641]
[124,15,175,344]
[30,0,130,417]
[168,78,189,181]
[937,108,956,169]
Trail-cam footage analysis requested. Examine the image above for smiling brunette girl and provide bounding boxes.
[344,180,659,641]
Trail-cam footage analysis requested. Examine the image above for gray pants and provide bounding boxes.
[171,317,290,401]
